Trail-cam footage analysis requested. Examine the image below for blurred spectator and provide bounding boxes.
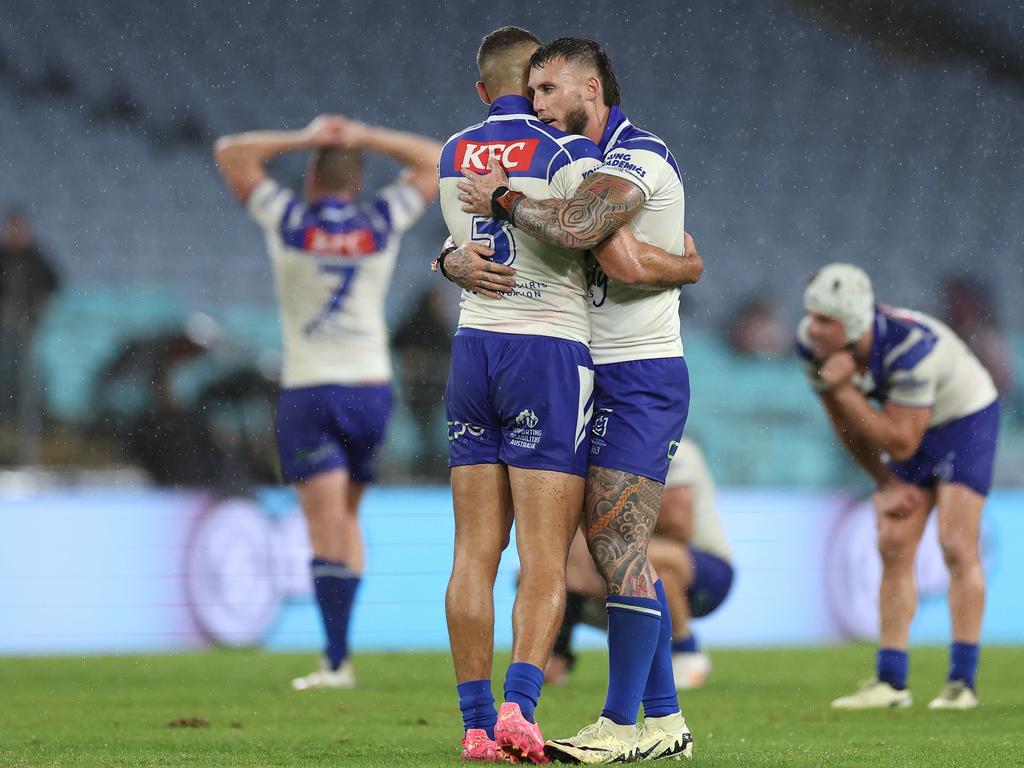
[944,275,1015,398]
[90,315,278,488]
[0,209,60,448]
[393,286,452,480]
[726,295,788,358]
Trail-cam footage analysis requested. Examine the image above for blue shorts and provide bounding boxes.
[888,400,1000,496]
[276,384,393,484]
[687,548,734,618]
[589,357,690,483]
[446,329,595,477]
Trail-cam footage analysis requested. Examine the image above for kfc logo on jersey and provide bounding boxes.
[304,227,378,257]
[455,140,540,173]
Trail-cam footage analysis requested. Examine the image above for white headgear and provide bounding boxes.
[803,263,875,344]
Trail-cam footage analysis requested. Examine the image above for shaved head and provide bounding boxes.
[476,26,541,96]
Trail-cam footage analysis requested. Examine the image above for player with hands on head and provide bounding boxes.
[214,113,440,691]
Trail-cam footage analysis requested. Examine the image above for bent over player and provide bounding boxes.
[798,263,999,710]
[214,115,440,689]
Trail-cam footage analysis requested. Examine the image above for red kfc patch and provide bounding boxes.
[454,139,540,173]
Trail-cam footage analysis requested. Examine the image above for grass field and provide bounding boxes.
[1,646,1022,767]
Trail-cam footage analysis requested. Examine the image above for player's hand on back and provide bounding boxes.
[457,155,510,216]
[818,351,857,391]
[438,241,516,300]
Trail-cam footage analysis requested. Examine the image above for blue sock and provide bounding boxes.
[948,642,979,689]
[671,634,699,654]
[877,648,908,690]
[311,558,360,670]
[504,662,544,723]
[602,594,663,726]
[457,680,497,739]
[642,581,681,719]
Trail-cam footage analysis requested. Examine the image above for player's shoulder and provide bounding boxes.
[614,122,670,157]
[608,122,681,180]
[440,115,597,181]
[876,306,940,374]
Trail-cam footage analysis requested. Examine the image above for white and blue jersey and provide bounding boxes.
[796,305,997,426]
[439,95,603,476]
[797,305,1000,494]
[588,106,686,365]
[587,107,690,484]
[439,95,603,344]
[247,176,426,387]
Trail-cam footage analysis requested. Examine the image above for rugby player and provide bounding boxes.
[548,437,734,692]
[438,27,700,764]
[214,115,440,690]
[797,263,999,710]
[458,37,695,763]
[438,27,602,763]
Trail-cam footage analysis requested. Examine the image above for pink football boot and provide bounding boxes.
[494,702,549,764]
[462,729,516,763]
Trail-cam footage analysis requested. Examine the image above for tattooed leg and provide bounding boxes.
[584,465,664,599]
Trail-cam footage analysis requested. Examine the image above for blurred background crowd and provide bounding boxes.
[1,0,1021,491]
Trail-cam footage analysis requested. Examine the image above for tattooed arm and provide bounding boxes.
[511,172,645,250]
[457,155,645,251]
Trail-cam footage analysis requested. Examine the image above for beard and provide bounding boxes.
[564,105,589,137]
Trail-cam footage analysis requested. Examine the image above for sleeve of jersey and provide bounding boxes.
[246,178,294,231]
[547,139,604,199]
[372,180,428,235]
[885,348,939,409]
[595,146,667,200]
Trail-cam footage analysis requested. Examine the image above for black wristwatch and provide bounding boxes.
[434,243,459,281]
[491,186,526,225]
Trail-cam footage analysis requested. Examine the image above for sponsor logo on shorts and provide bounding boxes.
[589,408,612,455]
[516,409,538,429]
[448,420,486,442]
[510,409,543,450]
[667,440,680,460]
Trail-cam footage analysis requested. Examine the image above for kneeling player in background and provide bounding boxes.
[547,437,734,690]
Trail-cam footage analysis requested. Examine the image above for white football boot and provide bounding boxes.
[634,711,694,761]
[290,657,356,690]
[545,717,638,764]
[831,678,912,709]
[927,680,978,710]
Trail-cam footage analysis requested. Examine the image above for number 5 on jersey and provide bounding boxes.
[471,215,518,267]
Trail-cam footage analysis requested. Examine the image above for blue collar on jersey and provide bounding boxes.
[598,105,629,153]
[488,95,534,117]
